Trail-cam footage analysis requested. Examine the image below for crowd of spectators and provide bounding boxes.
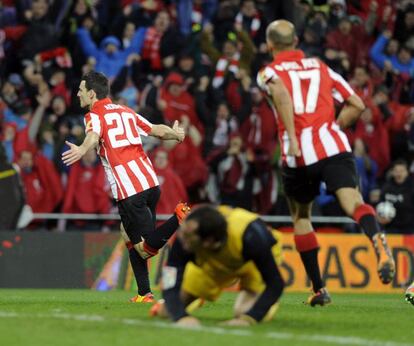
[0,0,413,233]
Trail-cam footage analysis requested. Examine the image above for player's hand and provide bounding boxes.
[288,136,301,157]
[62,141,86,166]
[175,316,201,328]
[173,120,185,143]
[219,318,253,327]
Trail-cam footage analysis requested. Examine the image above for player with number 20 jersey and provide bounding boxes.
[84,98,158,201]
[62,71,189,303]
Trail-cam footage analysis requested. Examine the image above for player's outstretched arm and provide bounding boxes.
[62,132,99,166]
[150,120,185,142]
[268,79,301,157]
[337,94,366,130]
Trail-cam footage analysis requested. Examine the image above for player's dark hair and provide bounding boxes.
[187,205,228,244]
[82,71,109,99]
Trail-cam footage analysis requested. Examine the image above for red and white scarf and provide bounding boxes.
[142,27,162,70]
[212,53,240,88]
[235,12,261,37]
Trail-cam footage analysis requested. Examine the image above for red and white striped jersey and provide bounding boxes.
[84,98,158,201]
[257,50,354,167]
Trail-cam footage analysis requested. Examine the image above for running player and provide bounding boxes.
[257,20,395,306]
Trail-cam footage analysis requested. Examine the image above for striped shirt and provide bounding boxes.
[84,98,158,200]
[257,50,354,167]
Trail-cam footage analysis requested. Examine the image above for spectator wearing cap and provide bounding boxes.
[76,22,146,78]
[159,72,204,134]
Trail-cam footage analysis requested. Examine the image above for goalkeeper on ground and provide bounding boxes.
[151,204,284,327]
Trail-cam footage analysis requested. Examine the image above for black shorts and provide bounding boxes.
[281,152,358,204]
[117,186,161,244]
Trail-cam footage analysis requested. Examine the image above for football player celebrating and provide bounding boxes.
[257,20,395,305]
[62,71,189,303]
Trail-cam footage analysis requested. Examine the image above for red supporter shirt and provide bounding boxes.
[84,98,159,201]
[257,50,355,168]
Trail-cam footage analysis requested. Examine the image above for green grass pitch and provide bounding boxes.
[0,289,412,346]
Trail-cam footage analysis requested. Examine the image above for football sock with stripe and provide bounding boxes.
[295,232,324,293]
[353,204,381,239]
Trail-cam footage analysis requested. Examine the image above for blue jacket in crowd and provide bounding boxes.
[76,28,146,78]
[370,34,414,75]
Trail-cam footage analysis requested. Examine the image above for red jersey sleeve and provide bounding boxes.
[84,112,103,137]
[327,67,355,103]
[135,112,153,136]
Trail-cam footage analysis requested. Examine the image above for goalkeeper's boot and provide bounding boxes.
[307,287,332,307]
[405,282,414,306]
[372,233,395,284]
[175,202,191,224]
[130,293,155,303]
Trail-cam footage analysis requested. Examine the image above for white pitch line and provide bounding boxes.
[0,311,412,346]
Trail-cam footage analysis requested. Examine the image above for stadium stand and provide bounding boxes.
[0,0,413,233]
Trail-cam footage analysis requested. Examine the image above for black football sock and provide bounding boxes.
[359,214,382,239]
[145,215,179,250]
[128,248,151,295]
[299,248,324,292]
[353,204,381,240]
[294,233,324,292]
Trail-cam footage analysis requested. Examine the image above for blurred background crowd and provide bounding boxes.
[0,0,413,234]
